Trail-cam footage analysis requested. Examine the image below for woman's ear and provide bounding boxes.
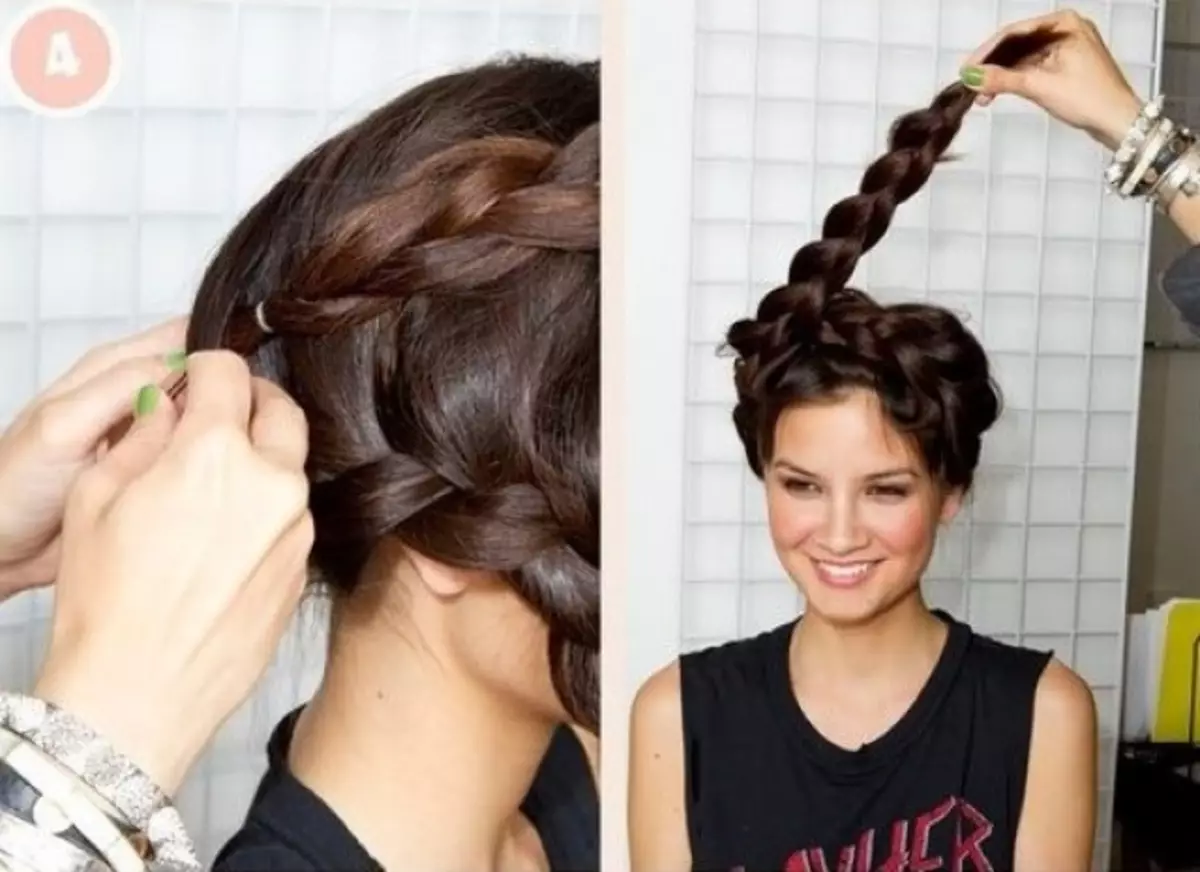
[405,549,471,600]
[939,487,965,525]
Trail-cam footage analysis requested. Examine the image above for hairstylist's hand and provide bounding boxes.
[32,351,314,796]
[0,318,188,599]
[961,9,1143,150]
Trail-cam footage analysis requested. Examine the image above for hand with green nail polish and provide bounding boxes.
[960,9,1141,151]
[0,317,188,599]
[34,350,313,794]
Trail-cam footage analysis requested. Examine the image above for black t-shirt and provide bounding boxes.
[680,611,1050,872]
[212,709,598,871]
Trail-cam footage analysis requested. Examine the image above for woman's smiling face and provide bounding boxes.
[764,388,963,626]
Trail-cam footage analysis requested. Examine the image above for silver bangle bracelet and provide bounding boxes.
[1154,144,1200,212]
[0,696,198,872]
[0,809,112,872]
[1106,95,1164,194]
[0,729,145,872]
[1122,117,1175,197]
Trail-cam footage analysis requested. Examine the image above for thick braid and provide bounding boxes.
[222,124,599,353]
[728,88,974,391]
[289,122,599,726]
[311,457,597,647]
[728,27,1065,479]
[309,449,599,728]
[266,123,599,729]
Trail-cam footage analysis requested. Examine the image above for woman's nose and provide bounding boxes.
[817,497,868,555]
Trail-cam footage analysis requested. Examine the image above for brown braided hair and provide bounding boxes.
[727,29,1065,492]
[185,57,600,730]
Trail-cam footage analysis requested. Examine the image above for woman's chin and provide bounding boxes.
[793,564,911,627]
[800,593,884,627]
[801,582,931,633]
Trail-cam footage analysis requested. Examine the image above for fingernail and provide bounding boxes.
[961,66,985,88]
[165,349,187,372]
[134,385,159,418]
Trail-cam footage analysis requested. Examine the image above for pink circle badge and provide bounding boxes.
[3,2,120,116]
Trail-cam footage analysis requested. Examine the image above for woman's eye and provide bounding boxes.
[870,485,910,499]
[783,479,818,495]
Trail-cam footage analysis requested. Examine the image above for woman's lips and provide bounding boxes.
[812,559,883,589]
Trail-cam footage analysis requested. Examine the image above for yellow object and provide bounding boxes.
[1151,599,1200,743]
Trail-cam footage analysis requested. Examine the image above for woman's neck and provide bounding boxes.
[792,592,948,709]
[287,599,557,872]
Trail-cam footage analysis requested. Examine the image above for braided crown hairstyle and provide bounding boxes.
[185,57,600,730]
[727,29,1065,492]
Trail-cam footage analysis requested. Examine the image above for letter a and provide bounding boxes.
[45,31,82,77]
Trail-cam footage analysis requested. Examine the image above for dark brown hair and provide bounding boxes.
[727,30,1065,492]
[184,57,600,731]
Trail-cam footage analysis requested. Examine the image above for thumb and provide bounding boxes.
[961,63,1034,100]
[26,353,183,464]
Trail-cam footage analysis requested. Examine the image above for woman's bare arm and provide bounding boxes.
[1012,658,1099,872]
[629,661,692,872]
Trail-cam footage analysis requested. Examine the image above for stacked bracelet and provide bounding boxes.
[0,695,199,872]
[0,728,147,871]
[1153,145,1200,212]
[0,810,112,872]
[1104,95,1200,213]
[1105,95,1162,192]
[0,750,123,860]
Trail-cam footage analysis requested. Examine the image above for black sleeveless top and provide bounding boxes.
[680,611,1050,872]
[212,708,598,871]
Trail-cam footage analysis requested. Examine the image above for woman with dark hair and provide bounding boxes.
[0,53,599,872]
[629,28,1098,872]
[185,56,601,872]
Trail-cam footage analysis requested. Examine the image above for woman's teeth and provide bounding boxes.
[813,560,881,587]
[817,561,874,579]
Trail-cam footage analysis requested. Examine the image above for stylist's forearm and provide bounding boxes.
[32,658,208,796]
[1166,192,1200,246]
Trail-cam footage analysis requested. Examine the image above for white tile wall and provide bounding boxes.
[682,2,1162,865]
[0,0,598,862]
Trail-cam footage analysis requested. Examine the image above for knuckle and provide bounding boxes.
[267,392,309,435]
[191,349,252,381]
[29,399,78,452]
[252,461,310,517]
[282,413,311,458]
[70,465,114,513]
[253,377,306,417]
[277,471,311,512]
[114,355,165,383]
[76,341,116,372]
[1062,9,1089,29]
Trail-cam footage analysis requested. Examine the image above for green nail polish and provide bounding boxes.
[165,349,187,372]
[961,67,985,88]
[134,385,159,418]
